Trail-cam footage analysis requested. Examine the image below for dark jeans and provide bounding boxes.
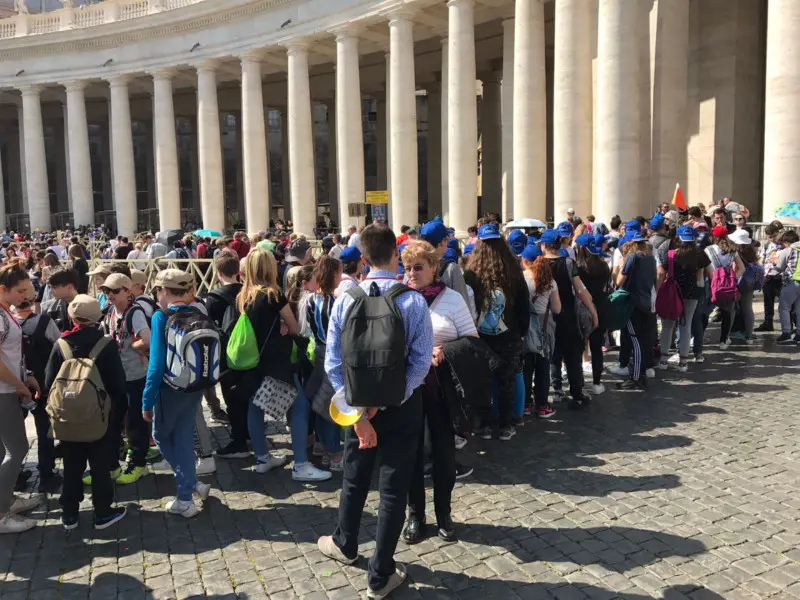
[550,323,584,400]
[621,308,653,381]
[523,352,550,409]
[124,378,149,467]
[60,437,115,518]
[692,295,709,357]
[719,305,736,342]
[763,277,782,322]
[221,379,249,445]
[480,333,522,430]
[30,404,55,475]
[588,327,604,385]
[332,391,423,591]
[408,371,455,527]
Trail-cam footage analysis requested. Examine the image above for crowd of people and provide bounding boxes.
[0,197,796,598]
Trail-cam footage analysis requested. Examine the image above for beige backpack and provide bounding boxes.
[46,337,111,443]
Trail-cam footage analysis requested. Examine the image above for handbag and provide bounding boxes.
[251,375,298,420]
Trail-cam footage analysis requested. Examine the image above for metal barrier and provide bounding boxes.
[85,258,217,296]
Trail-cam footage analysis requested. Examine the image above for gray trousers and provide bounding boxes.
[739,289,755,339]
[660,299,699,360]
[0,394,28,513]
[779,281,800,335]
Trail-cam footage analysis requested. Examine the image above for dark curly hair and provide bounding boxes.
[465,238,523,313]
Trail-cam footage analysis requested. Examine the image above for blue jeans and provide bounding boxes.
[316,416,343,455]
[247,401,270,459]
[289,385,312,464]
[153,387,202,501]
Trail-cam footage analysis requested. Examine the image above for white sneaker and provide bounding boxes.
[744,338,755,346]
[292,462,332,482]
[551,389,567,403]
[657,361,669,371]
[582,361,593,374]
[667,353,681,364]
[193,481,211,501]
[645,368,656,379]
[694,354,705,363]
[608,365,629,377]
[9,496,40,515]
[0,513,36,534]
[719,339,731,350]
[591,384,605,395]
[678,362,689,373]
[454,435,468,450]
[255,454,287,474]
[195,456,216,476]
[151,459,171,473]
[165,499,199,518]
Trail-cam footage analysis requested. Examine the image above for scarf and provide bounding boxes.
[418,281,446,307]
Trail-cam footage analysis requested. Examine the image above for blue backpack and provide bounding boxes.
[478,289,509,335]
[739,263,764,293]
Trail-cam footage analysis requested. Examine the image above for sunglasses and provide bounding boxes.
[100,287,123,295]
[407,264,427,273]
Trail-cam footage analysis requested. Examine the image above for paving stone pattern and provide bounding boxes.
[1,317,800,599]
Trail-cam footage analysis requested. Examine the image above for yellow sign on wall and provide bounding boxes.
[366,190,389,205]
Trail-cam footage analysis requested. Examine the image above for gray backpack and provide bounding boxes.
[340,283,410,408]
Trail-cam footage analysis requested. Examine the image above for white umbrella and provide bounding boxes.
[504,218,547,230]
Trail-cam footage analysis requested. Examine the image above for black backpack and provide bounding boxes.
[340,283,410,408]
[22,315,53,384]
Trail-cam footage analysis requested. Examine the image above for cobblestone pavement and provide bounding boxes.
[2,316,800,599]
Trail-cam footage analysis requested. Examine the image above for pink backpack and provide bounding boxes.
[709,250,740,306]
[655,250,684,321]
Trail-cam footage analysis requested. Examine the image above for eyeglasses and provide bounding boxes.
[100,287,123,295]
[407,264,427,273]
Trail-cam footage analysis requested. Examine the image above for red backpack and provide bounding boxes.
[655,250,684,321]
[709,249,740,306]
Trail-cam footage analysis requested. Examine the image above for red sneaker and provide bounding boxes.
[537,406,556,419]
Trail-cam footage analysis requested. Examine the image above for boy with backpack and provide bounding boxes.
[14,295,62,493]
[142,269,216,518]
[42,295,128,531]
[100,273,151,485]
[205,253,248,458]
[42,268,80,332]
[773,229,800,344]
[317,224,433,599]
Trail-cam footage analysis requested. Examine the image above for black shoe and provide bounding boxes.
[755,321,774,332]
[616,379,645,391]
[569,395,590,409]
[402,517,426,545]
[511,416,524,428]
[210,409,230,425]
[776,333,794,345]
[423,463,433,478]
[438,516,457,543]
[216,441,250,459]
[62,514,79,531]
[38,472,62,494]
[94,507,127,530]
[794,333,800,344]
[14,469,32,492]
[455,463,473,480]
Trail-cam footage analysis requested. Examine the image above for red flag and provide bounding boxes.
[671,183,686,210]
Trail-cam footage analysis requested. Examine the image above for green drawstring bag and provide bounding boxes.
[226,313,260,370]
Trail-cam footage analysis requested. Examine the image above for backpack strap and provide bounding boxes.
[667,250,675,280]
[57,338,73,361]
[88,337,111,360]
[346,286,367,301]
[384,283,411,302]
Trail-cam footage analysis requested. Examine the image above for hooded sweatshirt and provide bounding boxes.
[775,242,800,285]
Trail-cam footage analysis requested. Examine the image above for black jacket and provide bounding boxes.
[205,283,242,330]
[439,337,501,436]
[43,328,128,418]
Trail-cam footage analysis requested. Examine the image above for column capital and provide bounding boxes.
[239,48,266,64]
[106,74,132,88]
[283,39,310,55]
[332,24,360,41]
[150,67,178,81]
[61,80,87,93]
[387,8,416,24]
[194,58,218,74]
[18,84,43,97]
[447,0,473,7]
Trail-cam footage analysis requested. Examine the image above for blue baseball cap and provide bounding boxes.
[622,231,647,244]
[396,243,408,275]
[443,248,458,264]
[593,232,607,247]
[650,213,666,231]
[556,221,574,238]
[478,223,502,240]
[340,246,362,262]
[463,244,475,256]
[420,221,449,246]
[574,233,593,247]
[625,220,642,233]
[527,233,541,246]
[539,229,560,245]
[677,225,698,242]
[447,237,459,251]
[446,227,455,237]
[586,242,610,259]
[520,245,542,262]
[508,230,527,255]
[558,248,570,258]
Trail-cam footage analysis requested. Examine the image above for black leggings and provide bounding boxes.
[550,323,584,400]
[588,327,604,385]
[523,352,551,409]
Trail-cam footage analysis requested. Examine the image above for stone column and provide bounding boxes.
[8,128,21,215]
[107,76,137,237]
[335,30,366,230]
[64,81,94,228]
[375,93,388,191]
[481,74,502,217]
[596,0,641,222]
[388,11,418,229]
[151,68,182,230]
[763,0,800,219]
[286,42,317,237]
[196,60,226,232]
[17,106,28,214]
[513,0,547,220]
[280,109,291,220]
[62,102,72,215]
[326,100,339,227]
[553,0,593,221]
[384,53,393,200]
[240,52,271,233]
[501,18,514,221]
[20,86,50,233]
[427,83,442,219]
[447,0,478,236]
[440,38,449,222]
